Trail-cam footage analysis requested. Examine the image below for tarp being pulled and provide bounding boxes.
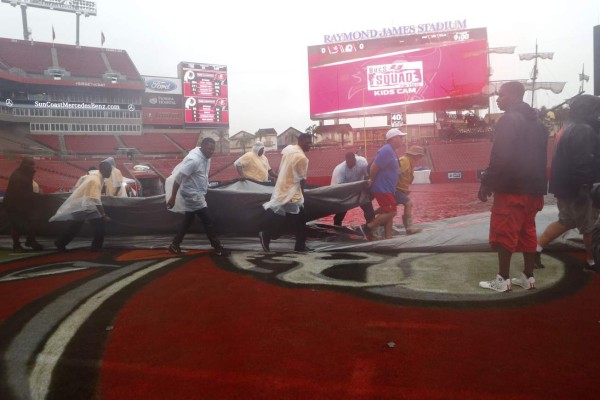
[0,180,370,236]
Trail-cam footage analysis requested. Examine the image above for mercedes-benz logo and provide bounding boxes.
[128,104,135,111]
[5,99,13,107]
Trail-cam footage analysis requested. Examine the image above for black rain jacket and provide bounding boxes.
[481,101,548,195]
[549,94,600,198]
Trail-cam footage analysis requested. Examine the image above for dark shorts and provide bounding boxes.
[490,193,544,253]
[394,190,411,205]
[373,192,397,213]
[557,187,599,234]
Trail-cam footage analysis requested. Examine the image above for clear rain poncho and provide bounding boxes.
[234,142,271,182]
[263,144,308,215]
[49,171,104,222]
[103,157,126,197]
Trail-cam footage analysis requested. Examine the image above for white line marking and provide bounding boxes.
[29,258,179,400]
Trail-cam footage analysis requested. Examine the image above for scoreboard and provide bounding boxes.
[307,28,489,119]
[179,62,229,127]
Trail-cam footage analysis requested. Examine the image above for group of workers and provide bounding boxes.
[3,80,600,295]
[3,156,126,253]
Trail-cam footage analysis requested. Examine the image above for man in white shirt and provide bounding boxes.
[330,152,375,226]
[166,137,229,256]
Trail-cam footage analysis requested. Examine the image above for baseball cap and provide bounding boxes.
[406,145,425,156]
[385,128,407,141]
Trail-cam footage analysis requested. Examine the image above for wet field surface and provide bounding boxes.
[317,182,557,226]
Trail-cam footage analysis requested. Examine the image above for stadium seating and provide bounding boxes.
[0,134,559,193]
[120,133,181,154]
[0,136,30,153]
[166,133,200,151]
[0,158,85,193]
[0,39,53,74]
[55,45,106,78]
[0,159,20,181]
[103,50,141,79]
[208,153,241,181]
[35,160,86,177]
[64,135,121,155]
[0,132,56,155]
[140,158,181,178]
[31,134,62,152]
[0,38,141,81]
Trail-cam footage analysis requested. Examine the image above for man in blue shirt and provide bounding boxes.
[358,128,406,240]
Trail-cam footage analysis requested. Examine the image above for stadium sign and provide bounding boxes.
[143,94,183,108]
[2,98,139,111]
[447,171,463,180]
[143,76,182,94]
[1,0,97,15]
[389,113,405,127]
[323,19,467,43]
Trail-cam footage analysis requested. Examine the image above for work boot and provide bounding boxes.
[213,246,231,256]
[402,216,423,235]
[167,243,183,254]
[258,231,270,252]
[25,239,44,251]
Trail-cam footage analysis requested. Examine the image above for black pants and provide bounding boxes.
[8,211,37,245]
[172,208,222,249]
[333,202,376,226]
[56,217,105,250]
[261,207,306,248]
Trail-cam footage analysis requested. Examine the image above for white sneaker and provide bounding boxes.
[479,274,512,292]
[511,273,536,290]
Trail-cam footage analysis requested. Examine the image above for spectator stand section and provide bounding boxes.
[120,133,184,155]
[64,134,121,155]
[0,132,57,156]
[166,132,201,152]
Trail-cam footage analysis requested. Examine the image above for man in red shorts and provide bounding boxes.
[478,81,548,292]
[358,128,406,240]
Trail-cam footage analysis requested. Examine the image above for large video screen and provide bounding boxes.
[179,63,229,127]
[307,28,489,119]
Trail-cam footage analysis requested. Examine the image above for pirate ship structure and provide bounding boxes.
[436,42,573,140]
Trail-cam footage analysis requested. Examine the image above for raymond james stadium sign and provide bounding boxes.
[323,19,467,43]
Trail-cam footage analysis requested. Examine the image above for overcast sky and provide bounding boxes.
[0,0,599,134]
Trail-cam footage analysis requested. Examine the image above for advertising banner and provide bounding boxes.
[143,76,183,94]
[142,108,184,125]
[0,98,140,111]
[142,93,183,109]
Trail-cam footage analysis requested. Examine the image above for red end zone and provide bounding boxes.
[1,249,600,399]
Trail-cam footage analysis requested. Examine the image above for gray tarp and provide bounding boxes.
[312,205,584,252]
[0,180,370,236]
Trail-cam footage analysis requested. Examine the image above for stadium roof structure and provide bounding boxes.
[0,37,144,90]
